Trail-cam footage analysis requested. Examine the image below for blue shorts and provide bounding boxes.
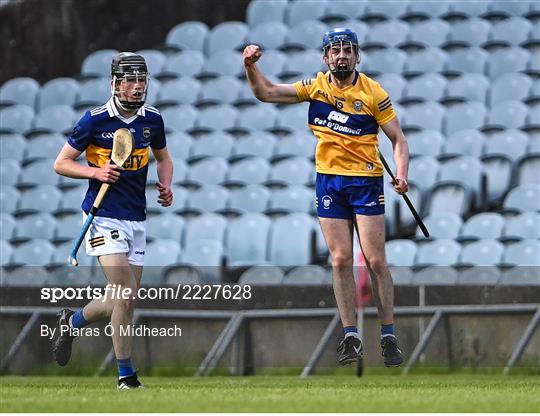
[315,173,385,219]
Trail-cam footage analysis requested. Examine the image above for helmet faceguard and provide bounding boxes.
[322,28,360,81]
[111,52,149,111]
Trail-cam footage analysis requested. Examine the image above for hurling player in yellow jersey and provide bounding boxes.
[243,28,409,367]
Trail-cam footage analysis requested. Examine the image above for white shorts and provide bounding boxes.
[84,213,146,266]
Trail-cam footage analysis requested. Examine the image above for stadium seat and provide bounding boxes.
[503,184,540,213]
[0,104,34,135]
[232,132,277,160]
[444,73,490,104]
[146,213,185,242]
[206,21,249,56]
[481,155,513,201]
[183,213,226,247]
[146,183,186,214]
[268,185,313,214]
[226,213,271,266]
[165,21,209,52]
[425,182,471,217]
[187,185,229,214]
[2,266,49,286]
[363,49,407,76]
[283,20,328,50]
[516,154,540,186]
[417,213,463,240]
[191,132,234,160]
[269,157,314,186]
[503,240,540,266]
[364,20,410,49]
[445,18,491,47]
[408,156,440,190]
[283,265,330,285]
[459,212,505,241]
[446,2,489,18]
[228,185,271,214]
[0,213,15,241]
[392,182,423,230]
[415,239,461,267]
[144,239,181,266]
[161,51,206,78]
[75,78,111,108]
[488,17,532,47]
[196,104,238,132]
[407,19,450,48]
[504,212,540,240]
[526,103,540,129]
[80,49,118,78]
[180,239,223,272]
[440,156,484,202]
[0,77,39,108]
[24,133,66,163]
[238,265,284,285]
[161,105,199,132]
[0,240,13,266]
[37,77,79,111]
[0,134,26,162]
[403,0,451,19]
[227,157,271,185]
[17,185,62,214]
[484,1,532,18]
[444,101,487,136]
[203,50,243,77]
[256,50,287,78]
[156,77,201,106]
[198,76,242,106]
[164,131,193,160]
[282,50,325,77]
[364,0,408,20]
[135,49,166,75]
[269,213,316,266]
[237,105,278,131]
[323,1,368,22]
[286,0,328,25]
[485,100,528,130]
[58,186,86,213]
[403,73,447,103]
[459,239,505,266]
[445,47,488,75]
[275,103,310,132]
[54,213,82,242]
[31,105,76,135]
[188,157,228,186]
[0,159,21,187]
[405,47,448,76]
[483,129,529,160]
[443,130,486,158]
[403,102,445,132]
[457,266,501,285]
[246,0,288,27]
[487,47,530,79]
[19,159,59,187]
[12,239,55,266]
[386,239,417,267]
[375,74,406,102]
[274,131,316,160]
[14,212,57,241]
[412,266,459,285]
[0,185,19,214]
[406,130,444,157]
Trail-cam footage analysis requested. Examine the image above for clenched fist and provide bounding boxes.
[243,44,262,66]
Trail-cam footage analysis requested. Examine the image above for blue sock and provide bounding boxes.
[117,357,135,378]
[343,326,358,336]
[381,323,395,338]
[70,310,89,329]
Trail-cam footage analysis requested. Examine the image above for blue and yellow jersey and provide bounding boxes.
[67,98,166,221]
[294,71,396,176]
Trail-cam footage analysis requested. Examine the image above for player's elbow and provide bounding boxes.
[53,158,63,175]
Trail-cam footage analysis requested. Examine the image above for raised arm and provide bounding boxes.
[243,44,300,104]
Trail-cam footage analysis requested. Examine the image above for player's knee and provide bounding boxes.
[331,252,353,269]
[366,256,388,276]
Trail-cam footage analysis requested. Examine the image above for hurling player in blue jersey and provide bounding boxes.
[53,52,173,388]
[244,29,409,367]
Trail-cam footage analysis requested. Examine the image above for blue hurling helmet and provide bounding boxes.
[322,28,359,81]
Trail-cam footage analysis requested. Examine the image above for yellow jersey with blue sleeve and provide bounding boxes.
[293,70,395,177]
[67,98,166,221]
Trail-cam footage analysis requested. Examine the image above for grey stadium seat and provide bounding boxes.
[482,155,513,201]
[187,185,229,214]
[165,21,208,52]
[487,47,530,79]
[426,182,471,217]
[228,157,271,185]
[415,239,461,267]
[443,130,485,158]
[408,156,440,190]
[0,240,13,266]
[406,130,444,157]
[37,77,79,111]
[490,73,532,107]
[32,105,76,135]
[323,1,369,22]
[19,159,59,187]
[160,105,199,132]
[188,157,228,186]
[54,213,82,242]
[58,187,85,213]
[75,78,111,108]
[206,21,249,56]
[484,1,532,18]
[364,20,410,49]
[161,51,206,78]
[0,77,40,108]
[483,129,529,160]
[164,131,193,160]
[504,212,540,240]
[269,213,316,266]
[526,103,540,129]
[135,49,166,75]
[446,18,491,47]
[184,213,227,246]
[503,184,540,213]
[197,104,239,132]
[198,76,241,105]
[144,239,181,266]
[503,240,540,266]
[0,160,21,186]
[181,239,223,270]
[403,0,452,19]
[445,47,488,75]
[363,49,407,76]
[439,156,484,203]
[405,47,448,76]
[203,50,243,77]
[374,74,407,102]
[156,77,201,106]
[268,185,313,214]
[407,19,450,48]
[238,266,284,285]
[256,50,287,78]
[488,17,533,47]
[17,185,62,214]
[0,104,34,135]
[282,50,325,77]
[14,213,57,240]
[459,239,505,266]
[269,157,314,186]
[403,102,445,132]
[233,132,277,160]
[147,158,188,185]
[286,0,327,25]
[0,214,15,241]
[275,103,310,132]
[228,185,271,214]
[412,266,459,285]
[460,212,505,241]
[364,0,408,20]
[81,49,118,78]
[246,0,287,27]
[283,265,330,285]
[0,185,20,213]
[274,131,316,160]
[403,73,447,102]
[0,134,26,161]
[444,101,487,136]
[284,20,328,50]
[485,100,528,130]
[237,105,278,131]
[226,213,271,266]
[444,74,490,104]
[12,239,55,266]
[457,266,501,285]
[146,184,187,214]
[386,239,417,267]
[25,133,66,162]
[249,22,287,50]
[146,213,185,242]
[516,154,540,186]
[191,132,234,160]
[446,2,489,18]
[417,213,463,240]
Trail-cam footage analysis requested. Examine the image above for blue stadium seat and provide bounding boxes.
[268,185,313,214]
[181,239,223,271]
[135,49,166,75]
[238,266,284,285]
[53,213,82,243]
[203,50,243,77]
[269,213,316,266]
[232,132,277,160]
[237,105,278,131]
[198,76,241,106]
[446,2,489,18]
[246,0,288,27]
[146,213,185,242]
[58,186,85,213]
[386,239,417,267]
[0,77,40,108]
[457,266,501,285]
[481,155,513,201]
[188,157,228,186]
[490,73,533,107]
[374,74,406,102]
[0,185,19,214]
[403,0,451,19]
[19,159,59,186]
[406,130,444,157]
[459,239,504,266]
[445,18,491,47]
[14,213,57,241]
[226,213,271,266]
[483,129,528,160]
[161,51,206,78]
[256,50,287,77]
[283,20,328,50]
[444,101,487,136]
[425,182,471,217]
[144,239,181,266]
[206,21,249,56]
[403,73,447,102]
[503,184,540,213]
[282,50,325,77]
[488,17,532,47]
[403,102,445,132]
[485,100,528,130]
[228,185,271,214]
[184,213,227,246]
[191,132,234,160]
[161,105,199,132]
[37,78,79,111]
[187,185,229,214]
[412,266,459,285]
[444,74,490,104]
[503,212,540,240]
[363,49,407,76]
[269,157,314,186]
[407,19,450,48]
[275,103,310,132]
[460,212,505,241]
[17,185,62,214]
[415,239,461,267]
[75,78,111,108]
[0,240,13,266]
[323,1,368,22]
[445,47,488,75]
[164,131,193,160]
[364,20,410,49]
[283,265,330,285]
[405,47,448,76]
[31,105,76,135]
[156,77,201,106]
[364,0,408,20]
[484,1,532,18]
[12,239,55,266]
[81,49,118,78]
[24,133,66,163]
[0,104,34,134]
[0,160,21,187]
[417,213,463,240]
[487,47,530,79]
[0,134,26,162]
[443,129,486,158]
[274,131,316,160]
[440,156,484,203]
[516,154,540,186]
[286,0,328,25]
[227,157,271,185]
[165,21,209,52]
[0,213,15,241]
[503,240,540,266]
[408,156,440,190]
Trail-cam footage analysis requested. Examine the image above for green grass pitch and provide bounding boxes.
[1,374,539,412]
